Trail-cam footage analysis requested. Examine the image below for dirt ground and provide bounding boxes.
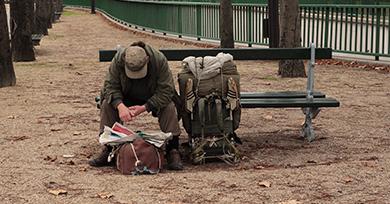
[0,9,389,204]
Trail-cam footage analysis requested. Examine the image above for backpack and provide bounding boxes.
[178,53,241,164]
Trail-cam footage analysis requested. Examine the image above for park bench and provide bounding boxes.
[98,45,340,142]
[54,12,62,21]
[31,34,44,46]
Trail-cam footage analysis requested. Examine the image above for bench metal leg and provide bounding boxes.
[301,107,320,142]
[302,43,319,142]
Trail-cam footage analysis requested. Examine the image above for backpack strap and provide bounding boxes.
[198,98,206,138]
[215,98,224,132]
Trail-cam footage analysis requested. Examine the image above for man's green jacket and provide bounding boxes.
[101,41,176,114]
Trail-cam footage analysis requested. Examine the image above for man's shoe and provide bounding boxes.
[167,149,184,170]
[88,146,112,167]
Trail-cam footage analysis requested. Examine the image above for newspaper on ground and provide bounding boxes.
[99,122,137,146]
[99,122,172,148]
[137,131,173,148]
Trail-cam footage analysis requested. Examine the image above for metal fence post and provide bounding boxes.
[178,5,182,38]
[247,6,252,47]
[324,7,330,47]
[375,7,381,61]
[196,5,201,41]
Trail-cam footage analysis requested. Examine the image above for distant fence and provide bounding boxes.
[64,0,390,59]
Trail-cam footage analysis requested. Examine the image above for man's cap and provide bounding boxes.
[124,46,149,79]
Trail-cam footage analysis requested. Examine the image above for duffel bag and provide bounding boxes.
[116,138,164,175]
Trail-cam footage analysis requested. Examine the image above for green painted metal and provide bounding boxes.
[241,91,326,99]
[99,47,332,61]
[240,97,340,108]
[64,0,390,59]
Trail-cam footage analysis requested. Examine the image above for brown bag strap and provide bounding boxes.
[155,148,162,170]
[130,143,141,167]
[131,142,162,174]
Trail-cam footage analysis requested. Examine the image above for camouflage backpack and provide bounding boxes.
[178,54,241,164]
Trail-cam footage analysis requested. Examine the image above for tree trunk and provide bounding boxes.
[278,0,305,78]
[48,0,54,26]
[59,0,63,12]
[52,0,57,14]
[219,0,234,48]
[91,0,96,14]
[268,0,279,48]
[0,0,16,87]
[34,0,48,35]
[10,0,35,62]
[32,0,36,33]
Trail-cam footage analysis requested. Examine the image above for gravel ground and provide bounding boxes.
[0,9,389,204]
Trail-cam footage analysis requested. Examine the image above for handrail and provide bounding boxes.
[64,0,390,59]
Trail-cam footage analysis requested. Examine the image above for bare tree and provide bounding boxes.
[91,0,96,14]
[59,0,63,12]
[10,0,35,62]
[47,0,53,27]
[34,0,48,35]
[0,0,16,87]
[219,0,234,48]
[278,0,305,77]
[268,0,279,48]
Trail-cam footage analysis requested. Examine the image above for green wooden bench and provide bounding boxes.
[54,12,62,21]
[32,34,44,46]
[98,45,339,141]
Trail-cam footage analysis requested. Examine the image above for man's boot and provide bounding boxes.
[89,146,112,167]
[167,149,184,170]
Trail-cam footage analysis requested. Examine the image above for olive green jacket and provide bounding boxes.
[101,42,175,114]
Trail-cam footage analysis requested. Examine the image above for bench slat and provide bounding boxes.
[99,48,332,62]
[240,91,325,99]
[160,48,332,61]
[240,97,340,108]
[99,50,116,62]
[32,34,43,46]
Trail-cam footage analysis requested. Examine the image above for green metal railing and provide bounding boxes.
[301,4,390,59]
[64,0,390,59]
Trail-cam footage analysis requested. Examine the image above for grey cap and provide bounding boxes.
[124,46,149,79]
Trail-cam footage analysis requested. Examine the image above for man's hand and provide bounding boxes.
[129,105,146,118]
[117,103,133,122]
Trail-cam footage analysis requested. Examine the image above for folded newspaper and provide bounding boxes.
[99,122,172,148]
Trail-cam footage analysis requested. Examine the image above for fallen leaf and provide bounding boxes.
[279,200,301,204]
[7,115,15,119]
[48,189,67,196]
[44,156,57,162]
[254,165,264,170]
[228,184,237,188]
[362,161,376,168]
[38,114,55,119]
[63,154,75,158]
[264,115,273,120]
[241,156,249,161]
[97,192,113,199]
[258,180,271,188]
[343,177,353,183]
[50,127,62,132]
[375,66,384,70]
[5,136,29,141]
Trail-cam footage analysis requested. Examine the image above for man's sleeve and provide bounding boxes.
[102,52,124,108]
